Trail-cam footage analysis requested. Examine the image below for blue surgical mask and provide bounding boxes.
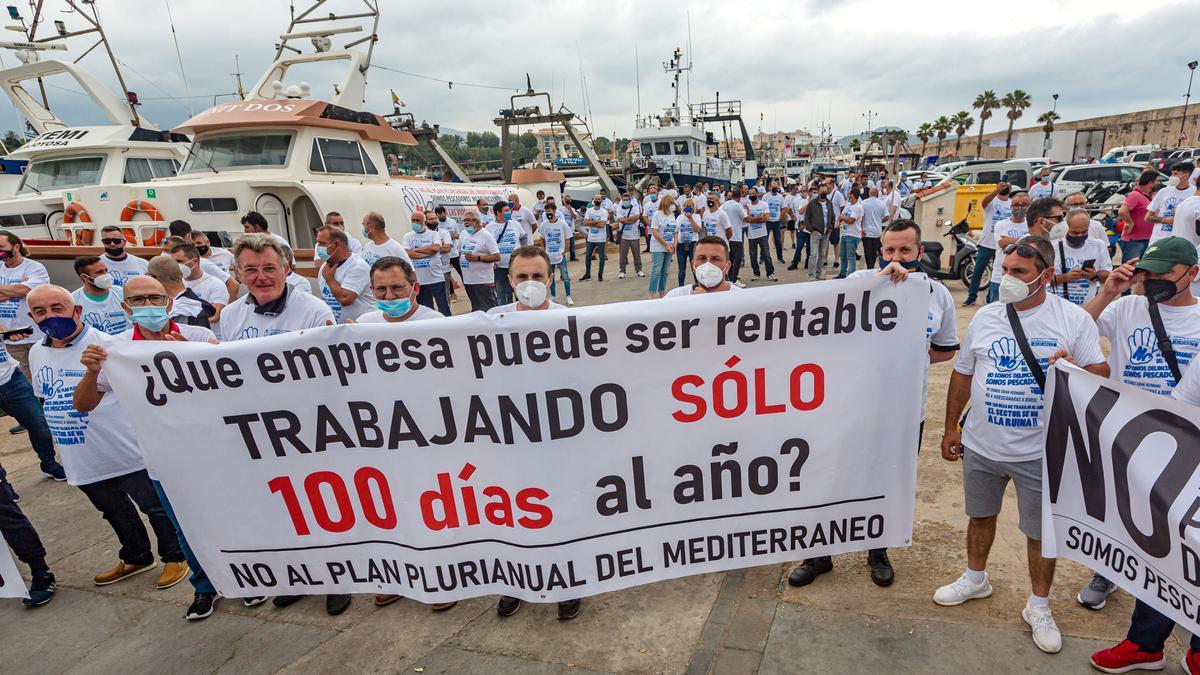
[315,245,329,260]
[130,306,170,332]
[361,227,370,238]
[621,200,631,207]
[650,194,658,202]
[411,222,425,233]
[465,225,477,234]
[375,297,412,318]
[880,257,922,271]
[37,316,78,341]
[507,201,515,209]
[684,207,693,214]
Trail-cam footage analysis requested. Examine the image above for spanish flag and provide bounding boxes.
[390,89,404,108]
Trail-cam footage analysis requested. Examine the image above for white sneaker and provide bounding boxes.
[750,275,761,281]
[566,296,575,306]
[1022,603,1062,654]
[734,281,746,288]
[933,573,992,606]
[637,271,646,277]
[619,272,626,279]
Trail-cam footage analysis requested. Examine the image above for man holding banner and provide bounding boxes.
[1075,237,1200,673]
[939,235,1108,654]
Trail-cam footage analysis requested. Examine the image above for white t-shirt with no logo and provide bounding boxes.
[204,248,236,273]
[989,219,1031,285]
[1099,295,1200,396]
[30,328,144,486]
[1052,238,1112,305]
[954,294,1105,462]
[860,198,888,237]
[720,200,746,243]
[72,286,128,335]
[317,255,374,322]
[459,229,499,285]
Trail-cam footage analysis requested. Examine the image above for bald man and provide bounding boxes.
[27,284,187,591]
[146,254,215,331]
[360,211,411,266]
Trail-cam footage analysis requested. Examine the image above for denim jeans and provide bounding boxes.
[838,235,861,277]
[649,251,672,294]
[966,246,995,303]
[417,281,451,316]
[767,221,784,261]
[1127,598,1200,652]
[747,236,774,276]
[465,284,496,312]
[550,258,571,299]
[987,281,1000,303]
[676,242,695,286]
[152,480,214,594]
[1121,239,1149,264]
[0,480,47,573]
[789,230,812,267]
[584,241,606,278]
[78,469,182,566]
[494,267,513,305]
[0,369,58,484]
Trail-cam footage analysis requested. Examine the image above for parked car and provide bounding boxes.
[1050,163,1147,199]
[1152,147,1199,172]
[1099,144,1159,163]
[942,159,1042,188]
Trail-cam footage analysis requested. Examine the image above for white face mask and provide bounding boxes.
[1168,175,1182,188]
[178,263,192,278]
[515,280,548,308]
[92,273,114,290]
[1047,221,1069,241]
[998,273,1041,304]
[694,262,725,288]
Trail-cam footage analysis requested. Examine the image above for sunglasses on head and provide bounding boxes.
[1003,242,1052,270]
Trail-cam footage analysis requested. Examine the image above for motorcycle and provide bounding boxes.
[920,219,980,287]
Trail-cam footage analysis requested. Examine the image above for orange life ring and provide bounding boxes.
[63,202,94,244]
[119,199,165,245]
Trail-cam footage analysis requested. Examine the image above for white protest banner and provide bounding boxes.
[1043,363,1200,630]
[0,542,27,599]
[103,276,928,603]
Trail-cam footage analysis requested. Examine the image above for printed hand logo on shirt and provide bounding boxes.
[238,326,260,340]
[38,365,63,399]
[988,337,1021,372]
[1127,327,1159,365]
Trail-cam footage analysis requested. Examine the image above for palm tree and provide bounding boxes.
[972,90,999,158]
[916,123,933,162]
[1001,89,1032,158]
[952,111,974,157]
[1037,111,1061,157]
[933,116,953,159]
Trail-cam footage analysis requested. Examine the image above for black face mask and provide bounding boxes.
[196,245,211,256]
[999,187,1012,196]
[1065,235,1088,248]
[1144,272,1188,303]
[104,246,124,257]
[427,221,439,230]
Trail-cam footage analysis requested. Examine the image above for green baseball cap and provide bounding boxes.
[1135,236,1199,274]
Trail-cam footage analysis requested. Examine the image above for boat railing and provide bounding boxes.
[62,221,169,247]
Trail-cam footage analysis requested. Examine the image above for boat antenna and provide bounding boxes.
[162,0,193,116]
[634,44,641,121]
[685,13,692,116]
[232,54,245,100]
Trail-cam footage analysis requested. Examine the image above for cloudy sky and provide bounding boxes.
[4,0,1197,141]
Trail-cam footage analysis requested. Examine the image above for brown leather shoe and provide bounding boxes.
[430,601,457,611]
[94,561,157,586]
[374,594,402,607]
[156,561,190,590]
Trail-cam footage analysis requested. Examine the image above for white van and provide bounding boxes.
[943,159,1042,189]
[1100,145,1158,163]
[1049,163,1147,198]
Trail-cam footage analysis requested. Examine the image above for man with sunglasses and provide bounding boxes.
[938,235,1108,654]
[1081,237,1200,673]
[97,226,149,288]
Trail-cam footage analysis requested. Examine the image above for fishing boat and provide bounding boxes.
[0,1,188,242]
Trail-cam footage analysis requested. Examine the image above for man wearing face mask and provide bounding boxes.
[1148,162,1196,244]
[403,213,452,317]
[190,231,236,277]
[615,192,644,278]
[486,246,578,621]
[664,236,739,297]
[322,212,361,255]
[579,195,609,282]
[360,212,411,267]
[536,202,574,306]
[1050,209,1112,306]
[432,206,462,304]
[457,211,500,312]
[764,181,786,263]
[1083,237,1200,672]
[72,256,127,335]
[791,220,958,589]
[316,225,375,322]
[965,183,1016,307]
[171,243,229,334]
[642,185,661,253]
[744,188,777,282]
[354,257,442,324]
[719,189,747,285]
[1028,169,1055,201]
[97,225,149,287]
[27,284,188,593]
[1118,173,1158,263]
[796,186,836,280]
[486,200,529,306]
[985,192,1033,303]
[938,236,1108,655]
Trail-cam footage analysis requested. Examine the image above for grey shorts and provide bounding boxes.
[962,447,1043,540]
